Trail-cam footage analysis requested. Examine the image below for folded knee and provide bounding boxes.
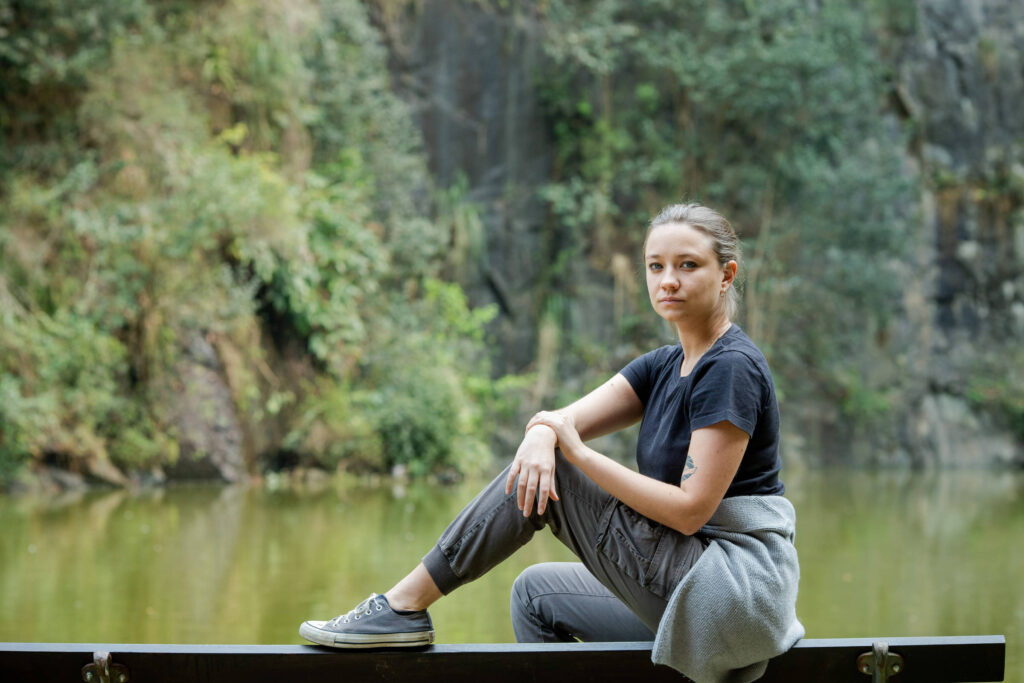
[510,565,553,642]
[514,563,562,617]
[511,565,541,608]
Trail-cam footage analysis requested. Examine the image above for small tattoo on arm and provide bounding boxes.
[681,455,697,482]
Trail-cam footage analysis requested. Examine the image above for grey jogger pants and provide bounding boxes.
[421,451,706,642]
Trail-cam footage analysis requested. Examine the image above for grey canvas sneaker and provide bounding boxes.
[299,593,434,648]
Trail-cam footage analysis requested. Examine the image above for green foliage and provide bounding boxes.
[967,350,1024,441]
[435,174,488,283]
[283,380,384,472]
[833,369,893,424]
[0,0,502,484]
[287,280,497,477]
[536,0,916,440]
[359,280,497,477]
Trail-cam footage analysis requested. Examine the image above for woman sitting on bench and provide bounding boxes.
[300,203,804,683]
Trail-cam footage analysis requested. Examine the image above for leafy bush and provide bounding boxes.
[286,280,497,477]
[0,0,503,485]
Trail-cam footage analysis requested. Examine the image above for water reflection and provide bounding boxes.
[788,469,1022,660]
[0,470,1020,680]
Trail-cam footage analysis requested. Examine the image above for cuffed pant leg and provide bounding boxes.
[510,562,655,643]
[421,462,551,595]
[421,450,614,595]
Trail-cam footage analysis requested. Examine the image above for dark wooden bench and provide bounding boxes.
[0,636,1005,682]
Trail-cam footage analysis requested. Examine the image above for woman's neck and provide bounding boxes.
[676,316,732,375]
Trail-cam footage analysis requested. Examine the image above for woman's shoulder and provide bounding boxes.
[716,325,767,359]
[702,326,774,381]
[644,343,684,371]
[650,342,682,359]
[620,343,681,399]
[623,343,679,378]
[627,342,681,367]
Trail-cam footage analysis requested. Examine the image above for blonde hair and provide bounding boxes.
[646,203,742,319]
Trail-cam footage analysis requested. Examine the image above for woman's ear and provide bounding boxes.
[721,260,738,292]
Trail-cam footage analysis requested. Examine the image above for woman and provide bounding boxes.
[300,203,803,683]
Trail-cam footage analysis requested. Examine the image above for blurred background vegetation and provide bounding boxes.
[1,0,1021,489]
[0,0,506,486]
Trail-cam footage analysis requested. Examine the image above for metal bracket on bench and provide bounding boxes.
[82,651,129,683]
[857,641,904,682]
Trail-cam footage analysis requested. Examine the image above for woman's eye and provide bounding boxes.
[648,263,662,272]
[682,261,697,269]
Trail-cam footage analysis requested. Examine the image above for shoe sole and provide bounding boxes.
[299,621,434,649]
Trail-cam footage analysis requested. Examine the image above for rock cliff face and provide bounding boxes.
[164,334,247,483]
[376,0,1022,466]
[375,1,554,374]
[894,0,1023,466]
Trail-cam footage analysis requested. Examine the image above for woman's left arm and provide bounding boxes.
[528,412,747,536]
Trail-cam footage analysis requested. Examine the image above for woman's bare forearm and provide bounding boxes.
[537,374,643,442]
[565,445,710,535]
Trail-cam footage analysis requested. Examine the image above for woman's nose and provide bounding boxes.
[660,269,680,289]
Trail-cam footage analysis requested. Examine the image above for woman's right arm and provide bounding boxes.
[504,373,644,516]
[553,374,644,442]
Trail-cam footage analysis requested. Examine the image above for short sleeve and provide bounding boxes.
[620,349,661,405]
[689,351,767,436]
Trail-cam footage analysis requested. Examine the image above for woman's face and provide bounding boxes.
[644,222,734,326]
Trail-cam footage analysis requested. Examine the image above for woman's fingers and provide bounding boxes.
[530,412,582,458]
[509,425,559,515]
[527,413,559,434]
[515,462,529,510]
[536,470,553,515]
[518,467,540,516]
[529,413,571,441]
[505,459,521,496]
[535,471,550,516]
[514,460,560,516]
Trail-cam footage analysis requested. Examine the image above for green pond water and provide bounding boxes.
[1,469,1020,680]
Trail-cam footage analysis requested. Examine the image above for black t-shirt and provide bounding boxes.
[619,325,785,498]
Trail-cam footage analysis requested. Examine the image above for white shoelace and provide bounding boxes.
[326,593,385,627]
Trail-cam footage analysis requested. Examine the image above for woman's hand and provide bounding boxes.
[526,411,585,459]
[505,425,560,517]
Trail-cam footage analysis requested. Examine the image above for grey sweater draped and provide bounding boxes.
[652,495,804,683]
